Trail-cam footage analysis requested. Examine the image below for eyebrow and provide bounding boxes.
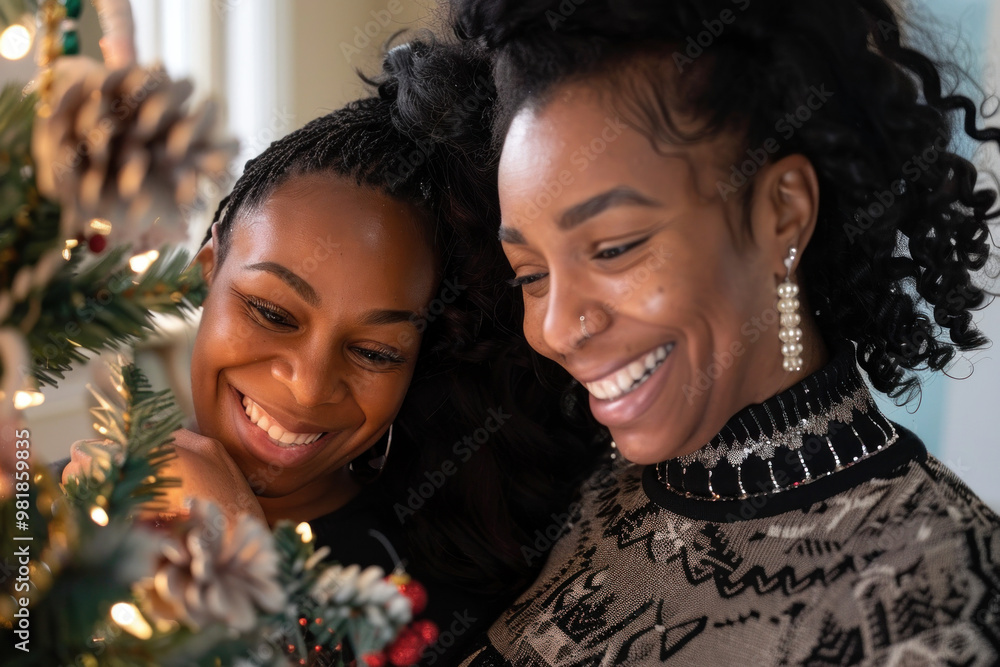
[244,262,320,307]
[361,308,420,327]
[558,186,661,229]
[497,186,661,245]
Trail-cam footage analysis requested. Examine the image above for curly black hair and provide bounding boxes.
[450,0,998,403]
[205,39,606,593]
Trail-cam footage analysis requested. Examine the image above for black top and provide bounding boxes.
[310,482,511,666]
[461,346,1000,665]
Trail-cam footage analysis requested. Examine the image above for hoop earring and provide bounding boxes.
[348,424,393,484]
[777,247,804,373]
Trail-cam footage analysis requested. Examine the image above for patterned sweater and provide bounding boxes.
[461,352,1000,666]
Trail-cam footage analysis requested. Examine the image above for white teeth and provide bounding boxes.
[241,394,324,447]
[584,343,674,402]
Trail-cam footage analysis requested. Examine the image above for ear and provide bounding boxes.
[193,223,220,286]
[748,154,820,277]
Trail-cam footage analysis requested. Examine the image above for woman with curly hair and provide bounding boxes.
[448,0,1000,663]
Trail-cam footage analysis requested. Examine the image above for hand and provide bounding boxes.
[62,429,266,526]
[156,429,266,525]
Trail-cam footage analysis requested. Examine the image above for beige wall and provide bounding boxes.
[287,0,439,127]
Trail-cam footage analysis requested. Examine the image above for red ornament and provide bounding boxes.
[87,233,107,253]
[387,628,424,666]
[362,652,387,667]
[397,580,428,616]
[412,619,439,645]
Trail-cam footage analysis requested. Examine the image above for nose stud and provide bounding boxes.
[580,315,591,341]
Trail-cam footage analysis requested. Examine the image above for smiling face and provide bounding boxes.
[190,172,437,521]
[499,83,823,464]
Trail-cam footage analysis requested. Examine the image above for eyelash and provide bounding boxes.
[506,237,651,288]
[594,237,649,260]
[354,346,406,366]
[507,273,548,288]
[242,293,405,367]
[247,296,294,327]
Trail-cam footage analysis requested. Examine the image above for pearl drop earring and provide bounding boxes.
[777,247,804,373]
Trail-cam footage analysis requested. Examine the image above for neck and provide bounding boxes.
[257,466,363,527]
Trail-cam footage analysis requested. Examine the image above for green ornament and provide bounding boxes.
[65,0,83,19]
[62,30,79,55]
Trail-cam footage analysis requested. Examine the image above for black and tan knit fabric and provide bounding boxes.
[462,351,1000,666]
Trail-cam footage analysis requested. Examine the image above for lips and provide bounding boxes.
[583,342,677,429]
[241,394,325,447]
[583,343,674,400]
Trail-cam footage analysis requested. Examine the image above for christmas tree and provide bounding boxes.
[1,2,420,665]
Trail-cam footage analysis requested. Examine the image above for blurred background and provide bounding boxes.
[2,0,999,509]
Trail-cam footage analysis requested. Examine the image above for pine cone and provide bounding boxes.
[32,57,237,251]
[139,499,286,632]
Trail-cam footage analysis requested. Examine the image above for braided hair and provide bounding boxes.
[204,39,605,594]
[451,0,998,404]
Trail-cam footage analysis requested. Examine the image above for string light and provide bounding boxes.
[0,24,32,60]
[90,506,109,526]
[128,249,159,273]
[13,390,45,410]
[295,522,313,543]
[110,602,153,639]
[88,218,112,235]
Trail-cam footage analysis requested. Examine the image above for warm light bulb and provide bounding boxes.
[89,218,112,235]
[128,249,159,274]
[90,507,110,526]
[110,602,153,639]
[295,521,314,543]
[0,25,31,60]
[13,390,44,410]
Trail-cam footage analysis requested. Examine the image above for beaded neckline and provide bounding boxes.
[654,349,899,502]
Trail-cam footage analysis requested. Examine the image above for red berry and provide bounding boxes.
[387,628,424,666]
[398,580,428,616]
[87,233,107,253]
[412,619,439,645]
[362,652,387,667]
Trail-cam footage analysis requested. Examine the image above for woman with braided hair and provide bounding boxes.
[64,37,603,665]
[447,0,1000,663]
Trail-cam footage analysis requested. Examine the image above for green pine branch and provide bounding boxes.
[15,246,206,387]
[62,363,182,520]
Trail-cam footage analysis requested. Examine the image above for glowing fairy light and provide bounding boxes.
[110,602,153,639]
[0,25,32,60]
[90,506,109,526]
[13,390,44,410]
[128,249,159,273]
[295,522,314,543]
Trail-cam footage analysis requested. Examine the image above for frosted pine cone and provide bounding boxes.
[31,57,237,251]
[139,499,285,632]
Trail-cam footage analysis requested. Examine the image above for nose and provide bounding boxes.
[270,344,347,408]
[541,271,610,357]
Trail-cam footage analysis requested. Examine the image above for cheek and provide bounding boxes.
[351,368,416,427]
